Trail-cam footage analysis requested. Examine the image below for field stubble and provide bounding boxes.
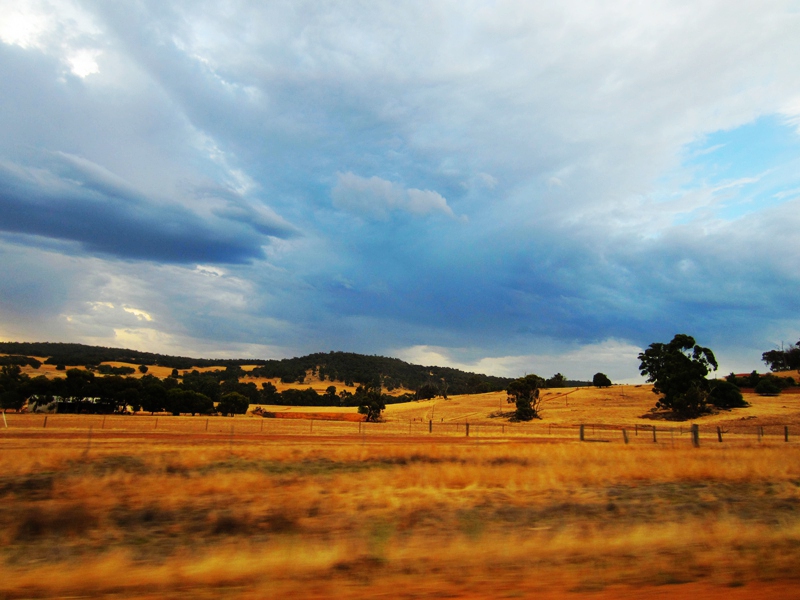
[2,423,800,598]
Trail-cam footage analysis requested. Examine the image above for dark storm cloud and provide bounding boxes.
[0,152,297,263]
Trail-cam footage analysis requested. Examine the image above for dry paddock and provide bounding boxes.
[3,416,800,599]
[1,412,796,447]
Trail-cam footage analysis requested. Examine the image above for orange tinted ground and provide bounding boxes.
[5,358,800,598]
[3,421,800,599]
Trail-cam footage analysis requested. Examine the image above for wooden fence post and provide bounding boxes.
[635,424,638,436]
[154,417,158,430]
[465,423,470,437]
[43,415,47,428]
[716,426,723,442]
[622,429,629,444]
[757,426,762,442]
[579,424,585,441]
[429,420,432,433]
[652,425,657,443]
[691,424,699,447]
[206,418,209,431]
[785,426,789,442]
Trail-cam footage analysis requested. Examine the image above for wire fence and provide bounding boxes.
[0,412,794,446]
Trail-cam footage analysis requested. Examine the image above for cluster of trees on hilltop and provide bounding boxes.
[243,351,514,395]
[762,340,800,372]
[0,341,270,370]
[0,355,42,369]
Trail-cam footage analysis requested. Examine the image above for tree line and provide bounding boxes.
[0,364,415,416]
[505,333,800,422]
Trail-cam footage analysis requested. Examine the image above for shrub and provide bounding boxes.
[708,380,747,409]
[755,378,781,396]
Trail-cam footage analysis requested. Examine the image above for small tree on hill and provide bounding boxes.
[416,382,439,400]
[506,374,544,421]
[638,334,718,419]
[357,380,385,422]
[592,372,612,388]
[217,392,250,416]
[754,378,781,396]
[708,380,747,409]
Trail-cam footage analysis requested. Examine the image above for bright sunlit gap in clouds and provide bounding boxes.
[0,0,799,378]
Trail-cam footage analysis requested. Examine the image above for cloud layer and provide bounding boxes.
[1,0,800,379]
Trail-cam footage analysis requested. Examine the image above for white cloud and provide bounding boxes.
[66,49,100,78]
[406,188,454,217]
[122,306,153,322]
[89,301,114,310]
[331,172,460,220]
[0,5,52,48]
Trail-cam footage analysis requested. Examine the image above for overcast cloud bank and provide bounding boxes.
[1,0,799,381]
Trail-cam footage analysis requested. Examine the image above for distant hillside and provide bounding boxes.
[0,341,255,370]
[246,351,513,394]
[0,342,514,394]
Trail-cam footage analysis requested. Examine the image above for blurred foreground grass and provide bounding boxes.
[2,429,800,598]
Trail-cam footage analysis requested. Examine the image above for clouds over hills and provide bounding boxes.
[1,0,799,380]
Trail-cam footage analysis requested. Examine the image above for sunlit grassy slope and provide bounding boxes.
[258,384,800,433]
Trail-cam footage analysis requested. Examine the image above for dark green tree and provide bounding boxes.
[638,334,718,419]
[259,381,278,403]
[506,374,544,421]
[357,381,385,422]
[707,380,747,408]
[762,341,800,372]
[0,390,25,411]
[217,391,250,416]
[416,382,439,400]
[138,364,149,374]
[545,373,566,388]
[754,378,781,396]
[592,372,612,388]
[141,380,168,413]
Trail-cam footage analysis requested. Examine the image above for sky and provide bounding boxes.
[1,0,800,383]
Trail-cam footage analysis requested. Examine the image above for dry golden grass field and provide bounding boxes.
[3,376,800,598]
